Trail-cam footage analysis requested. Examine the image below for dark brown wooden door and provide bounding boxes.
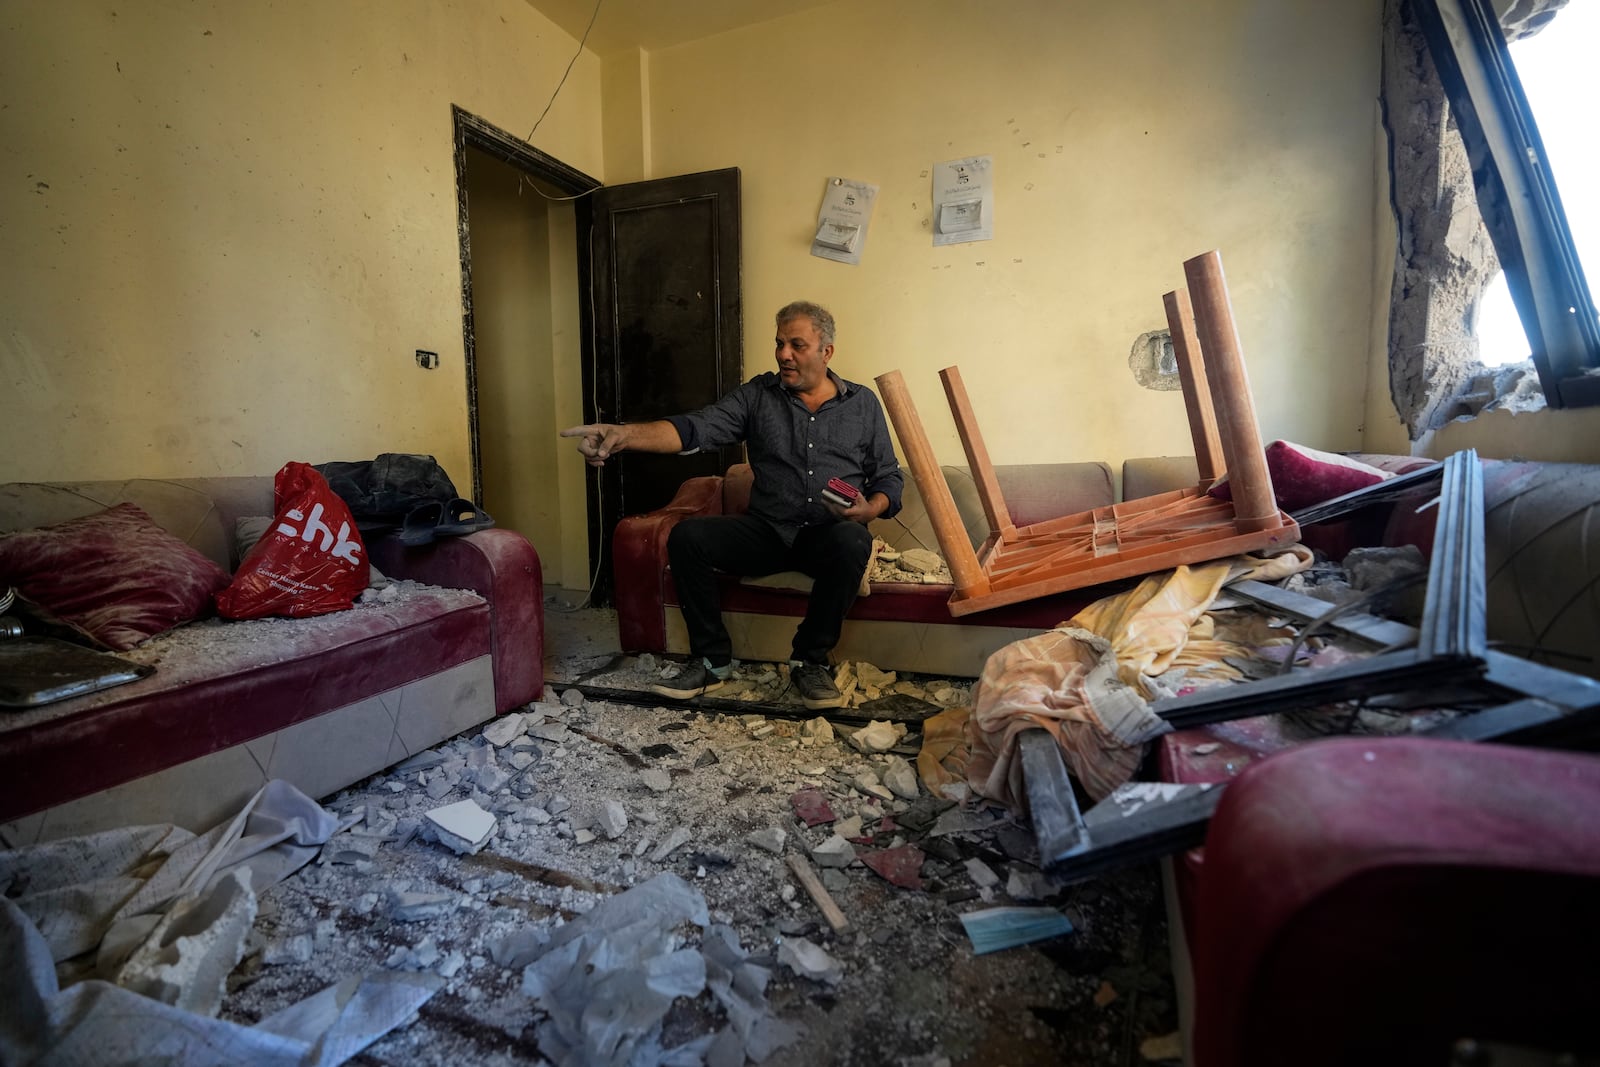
[585,167,742,604]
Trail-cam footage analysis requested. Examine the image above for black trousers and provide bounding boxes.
[666,514,873,667]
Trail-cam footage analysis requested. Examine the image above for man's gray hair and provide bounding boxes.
[775,301,835,347]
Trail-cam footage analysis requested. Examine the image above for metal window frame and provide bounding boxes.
[1028,449,1600,878]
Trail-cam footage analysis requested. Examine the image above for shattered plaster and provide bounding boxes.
[1127,330,1182,392]
[1382,0,1566,437]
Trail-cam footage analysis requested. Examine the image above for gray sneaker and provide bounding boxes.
[790,660,844,710]
[650,658,727,700]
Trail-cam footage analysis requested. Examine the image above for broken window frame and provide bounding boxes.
[1027,449,1600,879]
[1410,0,1600,408]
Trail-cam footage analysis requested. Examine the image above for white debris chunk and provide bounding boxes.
[745,828,787,855]
[776,937,844,985]
[852,770,894,803]
[799,717,835,742]
[649,826,692,862]
[482,712,527,747]
[640,769,673,793]
[882,756,920,799]
[389,891,457,922]
[811,834,855,869]
[855,662,897,689]
[897,548,944,575]
[596,800,629,839]
[115,867,258,1018]
[321,832,382,865]
[424,799,496,855]
[1006,867,1059,902]
[964,858,1001,889]
[846,720,901,754]
[530,722,572,744]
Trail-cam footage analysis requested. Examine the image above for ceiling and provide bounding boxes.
[526,0,837,56]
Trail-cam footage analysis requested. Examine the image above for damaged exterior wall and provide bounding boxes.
[1381,0,1502,437]
[1378,0,1584,443]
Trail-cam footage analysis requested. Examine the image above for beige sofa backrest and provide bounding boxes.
[0,477,276,571]
[717,461,1116,555]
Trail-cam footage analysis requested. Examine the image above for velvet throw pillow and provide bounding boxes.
[0,502,231,650]
[1208,441,1393,512]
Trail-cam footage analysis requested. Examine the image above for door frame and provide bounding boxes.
[451,104,601,503]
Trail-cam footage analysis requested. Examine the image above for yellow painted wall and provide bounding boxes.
[642,0,1383,475]
[601,47,651,185]
[0,0,602,485]
[466,149,554,559]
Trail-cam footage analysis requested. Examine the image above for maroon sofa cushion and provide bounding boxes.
[0,503,230,650]
[1189,739,1600,1066]
[1209,441,1393,512]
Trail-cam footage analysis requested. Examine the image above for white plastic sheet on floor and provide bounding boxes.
[0,779,444,1066]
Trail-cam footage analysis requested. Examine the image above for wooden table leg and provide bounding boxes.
[875,370,990,598]
[1182,251,1282,534]
[1163,288,1227,487]
[940,366,1016,542]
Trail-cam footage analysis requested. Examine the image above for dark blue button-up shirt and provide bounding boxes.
[667,369,904,543]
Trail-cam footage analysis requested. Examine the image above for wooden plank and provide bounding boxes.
[786,853,851,934]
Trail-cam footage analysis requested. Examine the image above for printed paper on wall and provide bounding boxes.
[932,156,994,246]
[812,177,879,265]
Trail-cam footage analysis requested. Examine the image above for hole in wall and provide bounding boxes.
[1129,329,1181,391]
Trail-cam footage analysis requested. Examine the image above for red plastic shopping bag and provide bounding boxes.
[216,462,370,619]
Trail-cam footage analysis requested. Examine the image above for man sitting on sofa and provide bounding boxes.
[561,300,904,710]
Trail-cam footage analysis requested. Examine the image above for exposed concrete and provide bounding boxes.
[116,868,258,1018]
[1128,330,1181,392]
[1380,0,1566,438]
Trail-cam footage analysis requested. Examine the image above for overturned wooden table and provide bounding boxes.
[876,249,1300,617]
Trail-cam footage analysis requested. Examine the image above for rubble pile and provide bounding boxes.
[214,677,1182,1066]
[868,542,953,586]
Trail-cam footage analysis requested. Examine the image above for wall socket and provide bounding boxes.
[415,349,439,370]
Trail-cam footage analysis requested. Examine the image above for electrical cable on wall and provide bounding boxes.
[505,0,612,608]
[517,0,605,204]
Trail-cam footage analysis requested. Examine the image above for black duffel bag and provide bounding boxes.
[314,453,459,533]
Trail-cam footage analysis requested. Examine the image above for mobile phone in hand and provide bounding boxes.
[820,478,860,509]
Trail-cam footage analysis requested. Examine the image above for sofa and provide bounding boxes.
[0,476,544,844]
[614,459,1142,676]
[1184,737,1600,1066]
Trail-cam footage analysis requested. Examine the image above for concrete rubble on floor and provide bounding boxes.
[2,663,1185,1065]
[0,780,440,1066]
